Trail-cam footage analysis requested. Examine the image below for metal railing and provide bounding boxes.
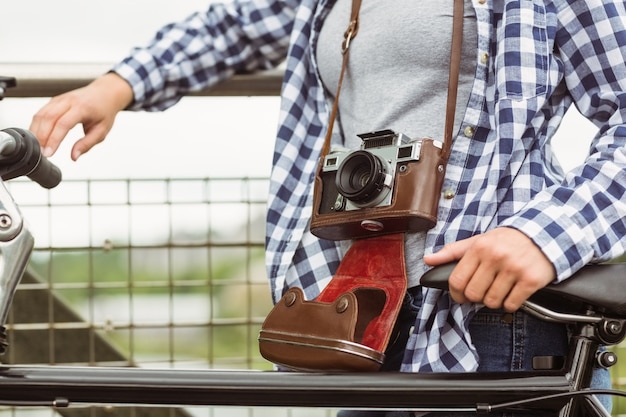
[3,176,286,417]
[0,63,284,97]
[7,177,270,367]
[1,65,626,417]
[0,65,336,417]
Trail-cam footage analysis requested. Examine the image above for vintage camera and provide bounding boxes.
[310,129,447,241]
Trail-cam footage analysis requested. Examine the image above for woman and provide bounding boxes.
[31,1,626,415]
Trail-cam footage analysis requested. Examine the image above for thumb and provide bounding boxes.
[71,122,112,161]
[423,236,476,266]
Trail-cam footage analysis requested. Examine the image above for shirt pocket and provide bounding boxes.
[494,0,549,100]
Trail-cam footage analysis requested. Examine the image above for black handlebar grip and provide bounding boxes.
[0,128,62,189]
[27,152,62,189]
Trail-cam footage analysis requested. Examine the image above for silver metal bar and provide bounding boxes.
[521,300,602,324]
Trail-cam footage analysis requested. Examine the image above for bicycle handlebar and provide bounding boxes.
[0,128,62,188]
[0,126,60,353]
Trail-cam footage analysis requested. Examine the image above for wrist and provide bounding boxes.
[92,72,134,111]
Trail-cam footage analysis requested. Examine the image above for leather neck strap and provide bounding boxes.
[321,0,464,162]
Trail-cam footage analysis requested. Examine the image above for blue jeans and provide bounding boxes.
[337,289,612,417]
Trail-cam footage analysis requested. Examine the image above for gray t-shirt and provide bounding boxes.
[317,0,477,286]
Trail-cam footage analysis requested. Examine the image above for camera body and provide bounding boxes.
[310,130,446,241]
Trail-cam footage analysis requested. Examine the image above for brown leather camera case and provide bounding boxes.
[259,234,407,371]
[310,138,446,241]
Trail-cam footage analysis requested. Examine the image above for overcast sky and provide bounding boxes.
[0,0,278,181]
[0,0,598,180]
[0,0,602,248]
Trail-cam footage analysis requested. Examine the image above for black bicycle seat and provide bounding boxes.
[420,262,626,318]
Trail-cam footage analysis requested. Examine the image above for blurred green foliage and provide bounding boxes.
[27,245,273,370]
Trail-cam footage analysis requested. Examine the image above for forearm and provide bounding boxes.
[501,0,626,280]
[113,0,296,112]
[92,72,134,113]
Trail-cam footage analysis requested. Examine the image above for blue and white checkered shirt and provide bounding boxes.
[114,0,626,372]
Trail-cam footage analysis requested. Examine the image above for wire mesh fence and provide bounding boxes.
[9,177,271,367]
[2,177,626,416]
[1,177,334,417]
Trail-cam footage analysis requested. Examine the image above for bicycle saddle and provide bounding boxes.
[420,262,626,318]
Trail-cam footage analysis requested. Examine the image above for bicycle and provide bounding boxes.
[0,75,625,416]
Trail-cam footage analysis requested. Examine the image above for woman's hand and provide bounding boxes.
[30,72,133,160]
[423,227,556,312]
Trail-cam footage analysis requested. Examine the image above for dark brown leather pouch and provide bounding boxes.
[259,234,407,371]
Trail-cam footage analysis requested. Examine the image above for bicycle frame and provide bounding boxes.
[0,174,622,416]
[0,75,624,414]
[0,299,615,416]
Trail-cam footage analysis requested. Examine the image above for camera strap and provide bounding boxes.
[320,0,464,162]
[260,2,466,372]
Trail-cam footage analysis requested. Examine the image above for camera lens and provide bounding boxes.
[336,150,390,206]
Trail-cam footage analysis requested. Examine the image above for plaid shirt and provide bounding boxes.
[114,0,626,372]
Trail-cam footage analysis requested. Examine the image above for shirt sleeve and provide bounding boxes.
[500,0,626,281]
[111,0,297,111]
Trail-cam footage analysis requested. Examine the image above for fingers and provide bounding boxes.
[31,98,82,157]
[446,254,480,305]
[30,91,114,160]
[71,122,109,161]
[29,73,133,160]
[425,228,556,311]
[451,260,525,311]
[423,236,476,266]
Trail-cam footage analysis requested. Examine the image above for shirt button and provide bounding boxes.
[443,189,455,200]
[463,126,475,137]
[480,52,489,64]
